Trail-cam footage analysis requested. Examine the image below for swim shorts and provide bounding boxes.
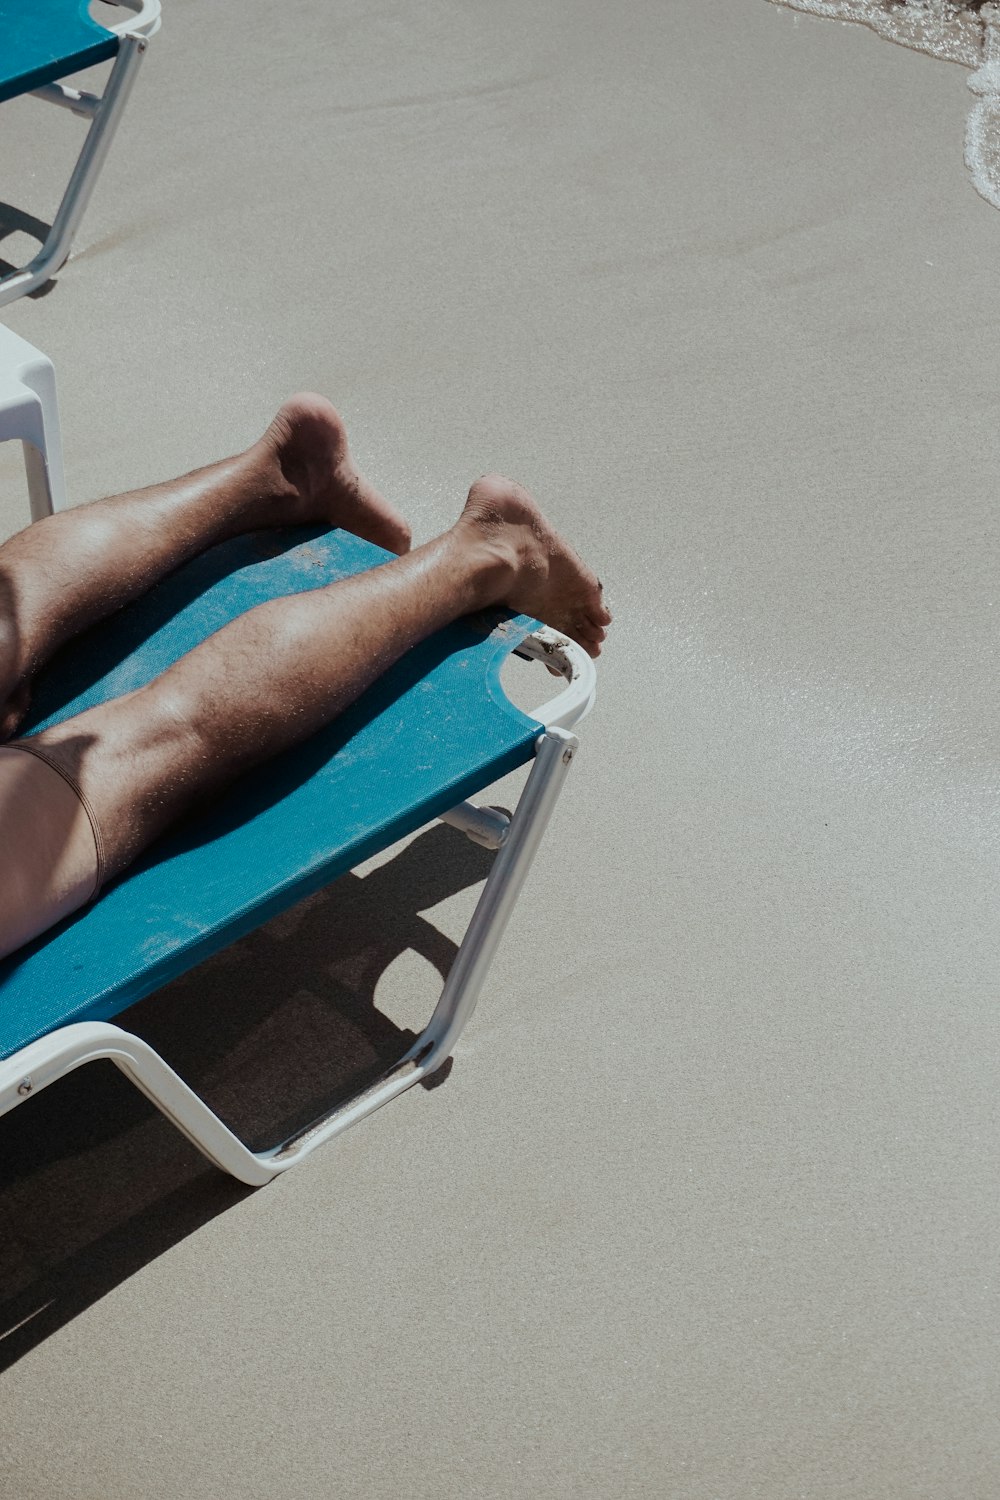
[0,741,104,961]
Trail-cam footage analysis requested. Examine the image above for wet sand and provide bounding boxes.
[1,1,999,1495]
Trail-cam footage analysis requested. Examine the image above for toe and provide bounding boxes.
[570,619,605,656]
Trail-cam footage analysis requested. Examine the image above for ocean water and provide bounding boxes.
[768,1,1000,207]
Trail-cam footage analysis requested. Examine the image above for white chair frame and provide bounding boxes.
[0,452,596,1181]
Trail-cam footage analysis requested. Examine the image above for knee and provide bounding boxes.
[132,682,214,766]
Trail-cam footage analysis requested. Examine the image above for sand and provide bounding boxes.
[768,0,1000,206]
[1,1,999,1496]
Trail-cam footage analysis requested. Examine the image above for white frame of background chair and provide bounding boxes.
[0,321,67,516]
[0,0,161,309]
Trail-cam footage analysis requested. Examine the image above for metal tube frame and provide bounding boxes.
[0,721,581,1187]
[0,30,149,308]
[439,627,594,847]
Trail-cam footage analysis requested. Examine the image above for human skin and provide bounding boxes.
[0,395,610,903]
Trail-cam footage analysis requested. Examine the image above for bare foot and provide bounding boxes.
[460,475,611,658]
[257,394,412,555]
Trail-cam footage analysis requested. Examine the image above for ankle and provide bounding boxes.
[447,518,520,612]
[260,394,350,507]
[250,430,298,501]
[211,444,296,537]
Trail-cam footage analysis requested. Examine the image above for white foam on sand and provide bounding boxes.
[768,0,1000,207]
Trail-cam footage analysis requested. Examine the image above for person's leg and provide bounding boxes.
[0,394,411,738]
[1,477,609,958]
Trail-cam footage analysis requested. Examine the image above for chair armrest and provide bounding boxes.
[100,0,162,39]
[519,626,597,731]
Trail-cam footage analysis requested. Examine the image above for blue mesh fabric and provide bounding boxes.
[0,1,118,104]
[0,527,541,1058]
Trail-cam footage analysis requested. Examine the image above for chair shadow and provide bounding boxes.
[0,202,54,297]
[0,819,500,1371]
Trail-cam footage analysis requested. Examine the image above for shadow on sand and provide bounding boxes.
[0,820,497,1371]
[0,202,54,297]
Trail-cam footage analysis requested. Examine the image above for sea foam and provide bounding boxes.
[768,1,1000,208]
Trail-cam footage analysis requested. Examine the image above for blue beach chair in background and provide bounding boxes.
[0,516,595,1185]
[0,0,160,307]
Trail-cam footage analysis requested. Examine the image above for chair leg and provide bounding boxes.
[0,1022,278,1186]
[0,730,579,1185]
[0,34,148,309]
[18,399,56,522]
[411,727,579,1069]
[17,362,67,519]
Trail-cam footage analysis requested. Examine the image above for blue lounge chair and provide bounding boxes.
[0,525,595,1184]
[0,0,160,307]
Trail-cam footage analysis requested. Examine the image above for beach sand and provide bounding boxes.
[1,2,999,1495]
[768,0,1000,206]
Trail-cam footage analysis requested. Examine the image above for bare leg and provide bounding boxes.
[0,394,411,738]
[15,477,610,891]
